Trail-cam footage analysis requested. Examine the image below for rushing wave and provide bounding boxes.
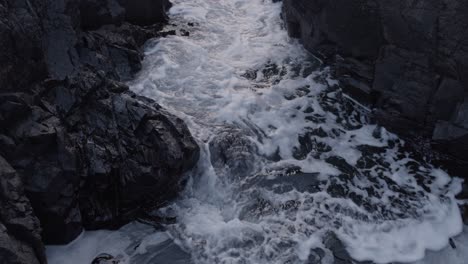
[47,0,464,263]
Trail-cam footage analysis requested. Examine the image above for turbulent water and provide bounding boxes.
[47,0,465,263]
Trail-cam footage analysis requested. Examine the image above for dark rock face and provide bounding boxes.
[282,0,468,174]
[3,72,199,245]
[0,0,199,262]
[118,0,172,26]
[0,156,46,264]
[0,0,48,92]
[80,0,125,30]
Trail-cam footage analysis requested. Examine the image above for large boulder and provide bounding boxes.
[2,71,199,245]
[282,0,468,175]
[0,0,199,262]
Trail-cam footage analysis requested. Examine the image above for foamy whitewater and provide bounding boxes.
[47,0,466,263]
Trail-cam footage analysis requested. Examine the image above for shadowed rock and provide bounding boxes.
[118,0,172,26]
[0,156,46,264]
[91,253,120,264]
[0,0,199,262]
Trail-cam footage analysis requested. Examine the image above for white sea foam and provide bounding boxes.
[46,224,136,264]
[411,225,468,264]
[47,0,464,263]
[46,222,191,264]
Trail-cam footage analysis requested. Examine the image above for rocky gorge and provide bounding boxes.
[2,0,468,264]
[0,0,199,263]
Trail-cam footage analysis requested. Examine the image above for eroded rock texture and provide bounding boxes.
[282,0,468,175]
[0,0,199,262]
[0,156,45,264]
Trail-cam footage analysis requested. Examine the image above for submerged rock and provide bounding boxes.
[282,0,468,176]
[91,253,120,264]
[0,0,199,262]
[209,128,258,180]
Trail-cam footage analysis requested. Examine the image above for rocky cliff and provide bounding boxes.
[0,0,199,263]
[282,0,468,176]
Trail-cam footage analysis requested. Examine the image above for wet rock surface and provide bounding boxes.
[0,0,199,263]
[91,253,120,264]
[209,128,258,180]
[0,156,46,264]
[282,0,468,176]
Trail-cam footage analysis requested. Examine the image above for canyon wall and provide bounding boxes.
[0,0,199,263]
[282,0,468,176]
